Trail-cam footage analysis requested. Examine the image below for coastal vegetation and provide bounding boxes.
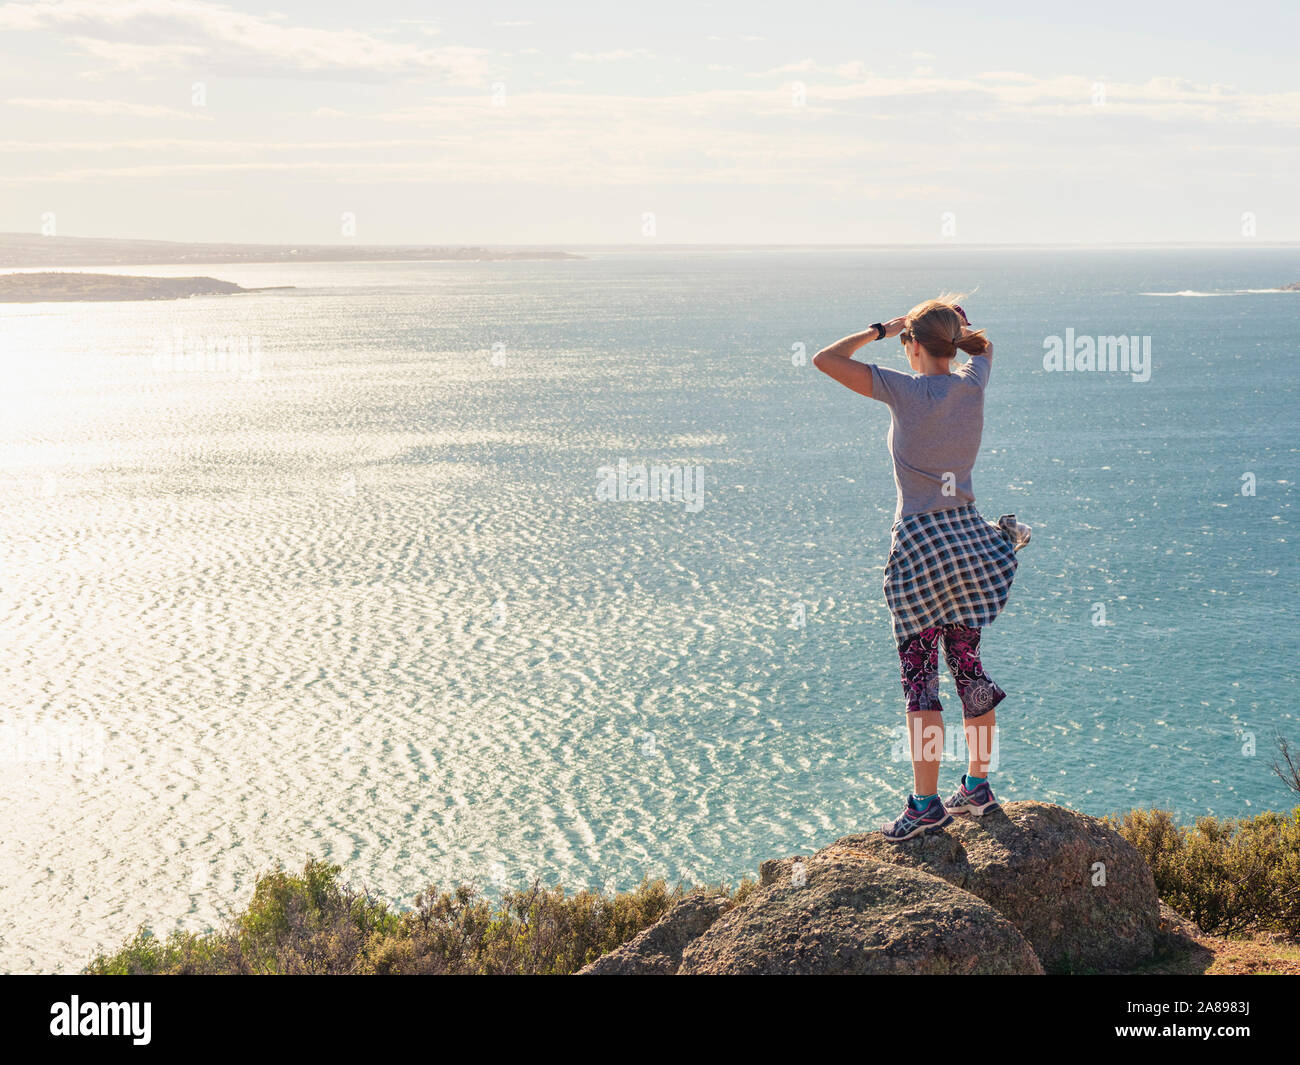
[85,867,755,975]
[1110,807,1300,939]
[0,272,290,302]
[85,803,1299,975]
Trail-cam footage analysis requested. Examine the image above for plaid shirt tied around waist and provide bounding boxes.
[883,503,1021,644]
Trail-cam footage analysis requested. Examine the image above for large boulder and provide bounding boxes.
[676,853,1043,975]
[821,801,1159,973]
[577,892,732,975]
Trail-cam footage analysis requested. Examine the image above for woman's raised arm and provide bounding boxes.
[812,317,904,398]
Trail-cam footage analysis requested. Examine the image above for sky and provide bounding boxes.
[0,0,1297,245]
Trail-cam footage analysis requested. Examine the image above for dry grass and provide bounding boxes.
[1137,902,1300,975]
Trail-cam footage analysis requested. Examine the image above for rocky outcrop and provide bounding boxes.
[677,853,1043,975]
[817,802,1160,973]
[578,802,1163,975]
[577,892,733,975]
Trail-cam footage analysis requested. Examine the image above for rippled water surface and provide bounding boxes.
[1,249,1296,971]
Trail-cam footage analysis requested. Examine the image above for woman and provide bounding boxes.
[812,294,1030,842]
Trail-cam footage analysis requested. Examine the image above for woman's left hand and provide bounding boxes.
[880,315,906,339]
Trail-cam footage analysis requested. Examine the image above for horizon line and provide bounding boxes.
[4,232,1300,252]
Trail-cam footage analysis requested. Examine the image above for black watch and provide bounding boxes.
[871,322,886,340]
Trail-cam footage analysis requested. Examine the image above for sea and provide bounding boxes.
[0,246,1295,972]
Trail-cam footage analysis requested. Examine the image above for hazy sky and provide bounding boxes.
[1,0,1297,245]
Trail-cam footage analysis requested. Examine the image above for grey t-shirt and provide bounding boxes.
[869,354,991,522]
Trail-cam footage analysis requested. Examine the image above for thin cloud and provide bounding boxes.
[0,60,1295,203]
[570,48,655,62]
[747,59,870,79]
[4,96,206,118]
[0,137,456,153]
[0,0,492,81]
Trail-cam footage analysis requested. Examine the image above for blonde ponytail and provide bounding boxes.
[905,291,989,359]
[954,328,991,357]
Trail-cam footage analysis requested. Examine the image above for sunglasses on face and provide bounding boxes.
[899,329,913,345]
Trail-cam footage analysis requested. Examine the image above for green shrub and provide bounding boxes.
[1112,806,1300,938]
[84,927,208,976]
[86,861,754,975]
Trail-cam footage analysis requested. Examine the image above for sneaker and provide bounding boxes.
[943,775,1000,816]
[997,513,1032,552]
[881,794,953,842]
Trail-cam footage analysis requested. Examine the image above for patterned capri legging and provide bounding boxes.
[898,623,1006,719]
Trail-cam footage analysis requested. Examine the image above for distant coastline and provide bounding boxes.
[0,232,583,268]
[0,272,293,303]
[3,233,1299,270]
